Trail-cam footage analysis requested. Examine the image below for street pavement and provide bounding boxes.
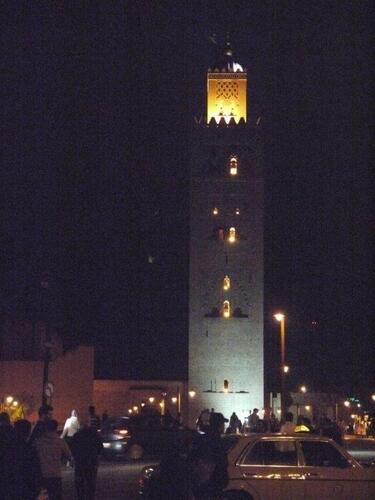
[62,459,158,499]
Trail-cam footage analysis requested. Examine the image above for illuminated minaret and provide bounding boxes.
[188,42,264,425]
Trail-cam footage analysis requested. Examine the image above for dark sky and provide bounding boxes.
[2,2,373,401]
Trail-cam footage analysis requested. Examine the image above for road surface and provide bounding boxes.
[62,459,157,499]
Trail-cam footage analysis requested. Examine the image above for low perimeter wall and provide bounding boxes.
[0,345,94,426]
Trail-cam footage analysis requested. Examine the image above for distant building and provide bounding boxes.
[188,42,264,425]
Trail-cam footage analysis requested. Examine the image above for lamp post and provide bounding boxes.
[274,313,286,418]
[297,386,307,416]
[40,274,52,407]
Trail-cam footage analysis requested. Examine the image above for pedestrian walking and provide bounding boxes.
[61,409,80,464]
[229,412,242,433]
[34,419,72,500]
[71,425,103,500]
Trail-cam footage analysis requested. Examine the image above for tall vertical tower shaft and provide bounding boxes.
[188,43,264,425]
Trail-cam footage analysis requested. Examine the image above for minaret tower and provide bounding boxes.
[188,42,264,425]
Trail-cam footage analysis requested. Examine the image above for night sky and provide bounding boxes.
[2,2,373,402]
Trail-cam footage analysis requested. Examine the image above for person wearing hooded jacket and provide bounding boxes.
[34,419,72,500]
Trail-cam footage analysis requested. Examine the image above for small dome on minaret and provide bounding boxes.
[210,40,244,73]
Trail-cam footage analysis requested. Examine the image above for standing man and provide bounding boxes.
[34,419,72,500]
[189,412,229,500]
[249,408,260,432]
[29,404,53,443]
[88,406,101,432]
[71,425,103,500]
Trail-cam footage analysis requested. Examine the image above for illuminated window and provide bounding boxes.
[228,227,236,243]
[223,275,230,290]
[235,207,240,215]
[223,300,230,318]
[229,156,238,176]
[212,207,219,215]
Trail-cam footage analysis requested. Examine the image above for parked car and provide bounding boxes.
[342,436,375,467]
[100,413,198,460]
[223,434,375,499]
[139,433,375,499]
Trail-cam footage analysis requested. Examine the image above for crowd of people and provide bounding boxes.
[196,407,375,442]
[0,404,103,500]
[1,402,373,499]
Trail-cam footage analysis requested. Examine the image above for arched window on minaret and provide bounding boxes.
[223,300,230,318]
[223,275,231,290]
[228,227,236,243]
[229,156,238,175]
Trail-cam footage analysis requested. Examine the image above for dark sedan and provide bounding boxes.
[100,414,198,460]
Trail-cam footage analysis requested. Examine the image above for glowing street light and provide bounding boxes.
[300,385,307,393]
[189,390,196,398]
[148,397,155,403]
[6,396,13,404]
[171,397,177,404]
[12,401,18,407]
[274,312,286,417]
[372,394,375,402]
[344,400,350,408]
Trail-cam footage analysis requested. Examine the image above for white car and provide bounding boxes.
[223,433,375,500]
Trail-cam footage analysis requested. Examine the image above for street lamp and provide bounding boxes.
[372,394,375,402]
[297,386,307,417]
[274,312,286,418]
